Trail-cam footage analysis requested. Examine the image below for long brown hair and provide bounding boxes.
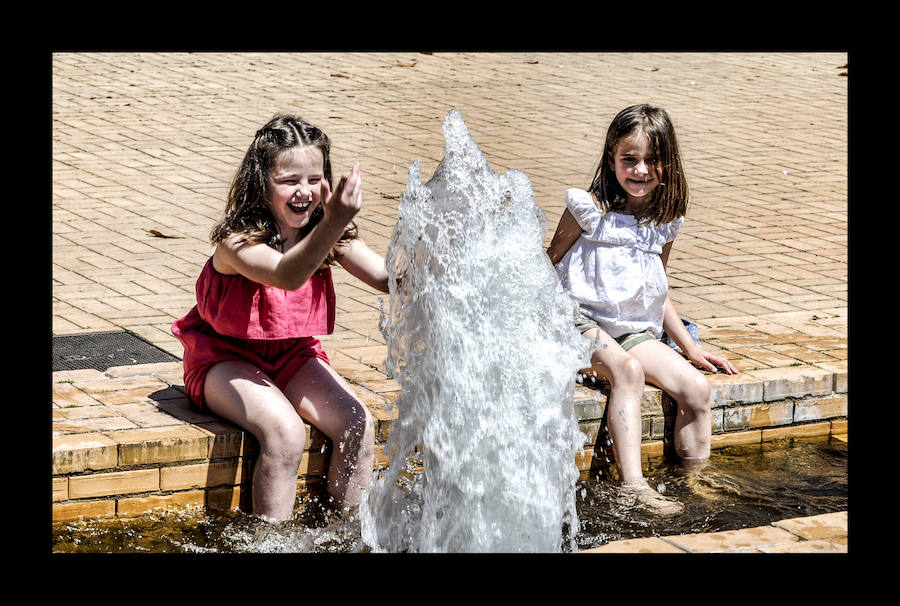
[588,104,689,225]
[210,114,357,264]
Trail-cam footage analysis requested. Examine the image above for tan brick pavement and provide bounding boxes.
[52,52,847,373]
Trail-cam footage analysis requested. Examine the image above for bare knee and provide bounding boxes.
[331,399,375,455]
[606,354,645,391]
[678,372,711,414]
[258,416,307,467]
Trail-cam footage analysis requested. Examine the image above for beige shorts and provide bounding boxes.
[574,311,656,352]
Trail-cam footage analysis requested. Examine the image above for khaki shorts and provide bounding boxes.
[574,311,656,352]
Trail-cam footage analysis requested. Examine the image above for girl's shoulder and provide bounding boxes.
[653,214,684,242]
[211,240,239,275]
[213,236,255,276]
[662,214,685,230]
[564,188,603,223]
[564,187,606,234]
[565,187,600,208]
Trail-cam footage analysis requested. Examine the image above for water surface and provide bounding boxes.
[51,439,847,554]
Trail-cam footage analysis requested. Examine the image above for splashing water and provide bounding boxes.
[359,110,590,553]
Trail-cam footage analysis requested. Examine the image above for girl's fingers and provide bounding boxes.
[699,359,718,373]
[344,164,362,207]
[690,350,718,373]
[329,175,348,206]
[722,359,739,375]
[319,166,363,224]
[318,179,331,204]
[707,353,737,375]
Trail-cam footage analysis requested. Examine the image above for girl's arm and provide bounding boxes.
[215,165,362,291]
[546,208,582,265]
[660,241,739,375]
[336,238,390,293]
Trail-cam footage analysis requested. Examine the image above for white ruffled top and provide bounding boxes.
[555,188,683,339]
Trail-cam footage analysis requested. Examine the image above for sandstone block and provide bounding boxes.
[68,469,159,499]
[793,394,847,423]
[160,459,252,491]
[52,432,119,474]
[52,499,116,523]
[772,511,847,541]
[711,429,762,449]
[761,421,831,442]
[748,366,834,401]
[580,536,685,553]
[116,491,205,517]
[113,426,210,465]
[707,373,764,407]
[663,524,799,553]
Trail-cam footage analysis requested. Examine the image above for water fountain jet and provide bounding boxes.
[359,110,590,553]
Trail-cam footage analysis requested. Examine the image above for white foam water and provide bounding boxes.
[359,110,590,553]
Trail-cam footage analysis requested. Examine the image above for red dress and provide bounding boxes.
[172,257,335,409]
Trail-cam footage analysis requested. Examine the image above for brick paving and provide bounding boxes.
[51,52,848,552]
[581,510,847,553]
[52,51,847,371]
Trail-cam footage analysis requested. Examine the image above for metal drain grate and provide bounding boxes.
[53,330,180,372]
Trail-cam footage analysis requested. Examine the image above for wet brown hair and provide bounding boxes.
[588,104,689,225]
[210,114,357,264]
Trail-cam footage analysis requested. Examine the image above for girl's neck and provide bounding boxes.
[275,225,301,252]
[622,197,647,217]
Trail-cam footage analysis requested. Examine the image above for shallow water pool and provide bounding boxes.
[573,438,847,551]
[51,438,846,554]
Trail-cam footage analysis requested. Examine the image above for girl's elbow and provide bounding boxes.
[372,260,390,293]
[369,269,390,293]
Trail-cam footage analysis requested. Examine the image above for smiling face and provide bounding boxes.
[610,133,662,212]
[267,145,325,239]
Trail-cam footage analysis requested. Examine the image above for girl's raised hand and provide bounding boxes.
[321,163,363,227]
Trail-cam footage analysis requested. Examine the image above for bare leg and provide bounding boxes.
[203,360,308,522]
[579,330,685,515]
[282,358,375,508]
[580,328,646,484]
[629,338,712,461]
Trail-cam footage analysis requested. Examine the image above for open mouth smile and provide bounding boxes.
[288,197,313,214]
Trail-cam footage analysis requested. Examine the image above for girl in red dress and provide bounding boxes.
[172,115,388,522]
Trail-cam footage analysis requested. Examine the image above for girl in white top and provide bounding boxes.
[548,104,738,514]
